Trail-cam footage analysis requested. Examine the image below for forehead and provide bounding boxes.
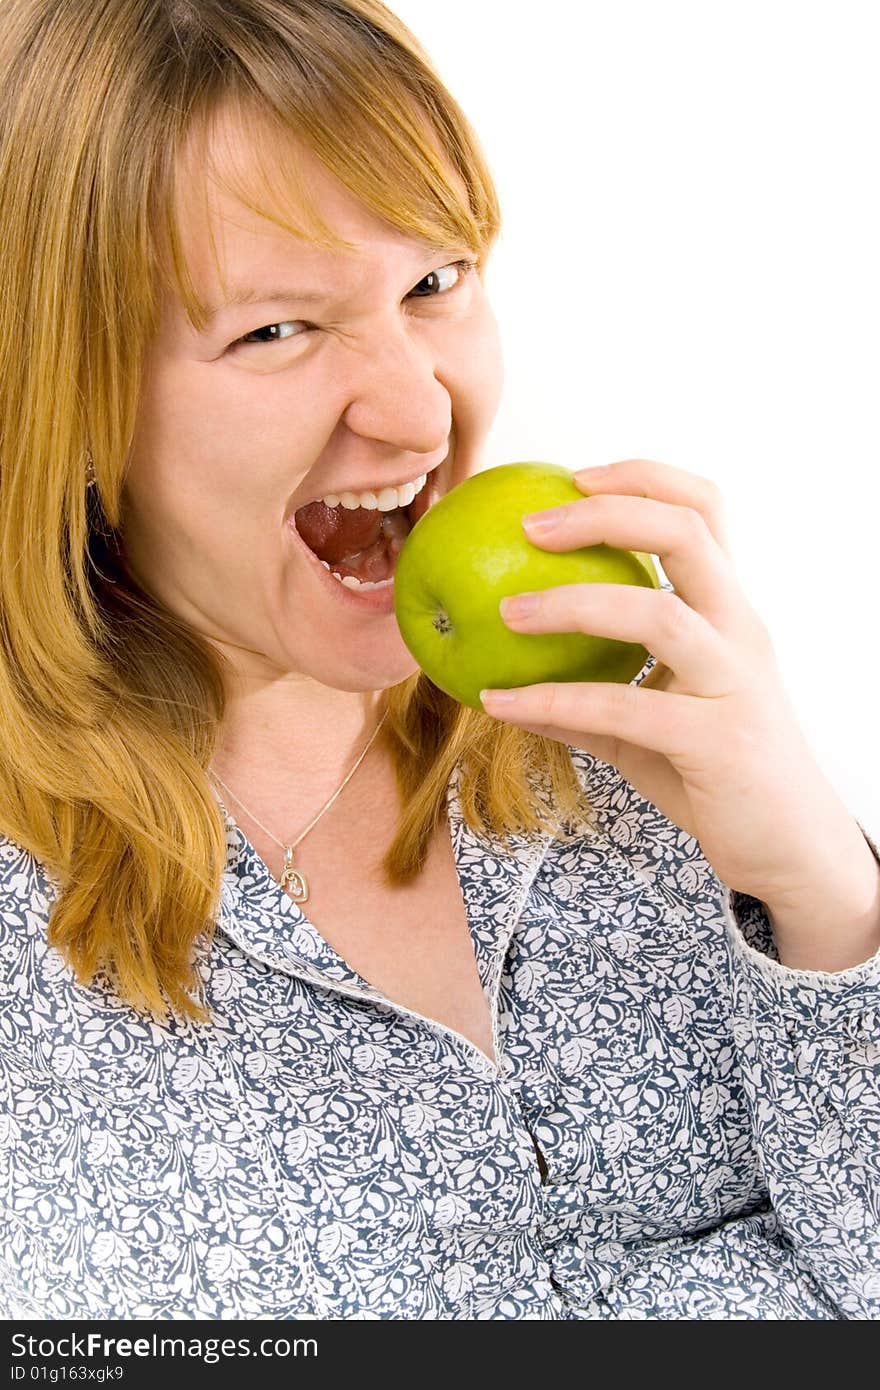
[169,105,468,317]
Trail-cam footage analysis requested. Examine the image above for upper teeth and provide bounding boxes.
[321,473,428,511]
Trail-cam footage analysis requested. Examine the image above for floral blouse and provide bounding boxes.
[1,723,879,1319]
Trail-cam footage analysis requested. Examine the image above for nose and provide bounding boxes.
[341,321,451,458]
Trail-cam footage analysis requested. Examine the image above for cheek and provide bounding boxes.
[445,300,504,438]
[126,363,319,543]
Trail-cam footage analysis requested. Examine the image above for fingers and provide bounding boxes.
[521,491,744,635]
[499,582,734,696]
[480,679,705,762]
[573,458,734,558]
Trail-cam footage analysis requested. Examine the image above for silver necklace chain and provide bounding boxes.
[209,709,389,903]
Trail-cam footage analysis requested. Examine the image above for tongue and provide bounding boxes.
[294,501,412,580]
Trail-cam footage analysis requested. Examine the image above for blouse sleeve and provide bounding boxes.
[721,823,880,1318]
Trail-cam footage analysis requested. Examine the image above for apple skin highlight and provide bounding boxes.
[393,462,661,711]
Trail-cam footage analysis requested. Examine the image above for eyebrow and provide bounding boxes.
[202,285,331,325]
[200,249,475,328]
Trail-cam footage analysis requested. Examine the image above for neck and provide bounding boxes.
[209,673,389,821]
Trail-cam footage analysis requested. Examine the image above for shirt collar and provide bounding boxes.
[212,758,555,1001]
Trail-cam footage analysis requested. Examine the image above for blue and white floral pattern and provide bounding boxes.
[1,738,878,1319]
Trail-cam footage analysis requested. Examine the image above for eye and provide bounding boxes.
[230,319,310,350]
[407,257,478,299]
[228,258,478,351]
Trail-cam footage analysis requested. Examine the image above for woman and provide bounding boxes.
[0,0,877,1321]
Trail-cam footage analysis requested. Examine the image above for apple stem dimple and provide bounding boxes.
[432,609,453,635]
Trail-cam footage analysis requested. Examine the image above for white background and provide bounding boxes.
[393,0,880,833]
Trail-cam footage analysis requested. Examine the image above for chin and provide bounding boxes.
[294,628,421,695]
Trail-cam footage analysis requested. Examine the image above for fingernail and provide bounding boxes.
[481,688,518,705]
[500,592,538,620]
[575,463,611,479]
[522,508,562,533]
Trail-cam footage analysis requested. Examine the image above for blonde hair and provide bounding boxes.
[0,0,595,1027]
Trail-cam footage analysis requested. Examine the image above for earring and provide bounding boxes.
[85,450,96,488]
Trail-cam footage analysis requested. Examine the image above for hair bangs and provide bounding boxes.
[156,60,496,336]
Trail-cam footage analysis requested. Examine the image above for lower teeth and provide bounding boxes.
[337,575,393,591]
[319,560,393,591]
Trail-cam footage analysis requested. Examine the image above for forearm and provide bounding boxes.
[762,815,880,973]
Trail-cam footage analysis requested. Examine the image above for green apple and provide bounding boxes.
[393,461,661,711]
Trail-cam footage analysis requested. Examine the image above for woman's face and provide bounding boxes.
[122,110,504,696]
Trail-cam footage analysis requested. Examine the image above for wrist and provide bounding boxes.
[762,819,880,972]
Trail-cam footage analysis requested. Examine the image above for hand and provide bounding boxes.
[481,457,860,908]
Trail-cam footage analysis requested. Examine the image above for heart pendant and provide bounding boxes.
[280,845,309,902]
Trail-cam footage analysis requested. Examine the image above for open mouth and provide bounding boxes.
[291,468,438,587]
